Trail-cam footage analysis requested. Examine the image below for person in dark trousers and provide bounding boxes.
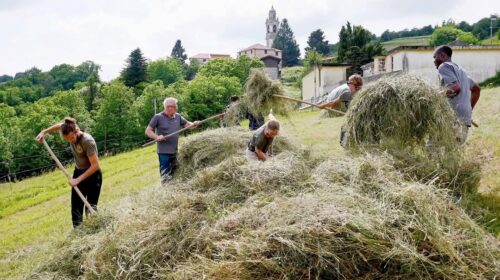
[36,117,102,228]
[145,97,199,183]
[433,45,481,142]
[245,111,265,131]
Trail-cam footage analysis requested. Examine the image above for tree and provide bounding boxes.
[183,75,242,122]
[345,46,366,76]
[457,32,479,45]
[471,17,497,40]
[130,80,187,133]
[337,23,352,62]
[303,50,323,71]
[148,58,185,87]
[49,64,77,90]
[305,29,330,55]
[272,18,301,66]
[197,56,264,85]
[337,22,384,66]
[430,25,479,46]
[0,75,13,83]
[94,82,137,151]
[171,40,188,62]
[457,21,473,32]
[185,59,201,80]
[121,48,148,88]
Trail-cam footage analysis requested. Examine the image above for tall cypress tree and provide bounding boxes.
[121,48,148,87]
[305,29,330,55]
[272,18,301,67]
[171,40,188,62]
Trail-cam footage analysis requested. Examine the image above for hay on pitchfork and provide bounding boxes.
[245,69,293,117]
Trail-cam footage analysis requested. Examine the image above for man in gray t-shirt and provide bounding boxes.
[145,97,199,182]
[246,113,280,161]
[433,45,481,141]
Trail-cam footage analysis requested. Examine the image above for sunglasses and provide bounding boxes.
[349,82,362,90]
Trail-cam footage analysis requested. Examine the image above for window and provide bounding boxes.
[276,51,279,56]
[273,25,277,32]
[265,50,268,54]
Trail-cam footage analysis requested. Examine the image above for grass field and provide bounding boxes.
[381,35,431,51]
[0,87,498,278]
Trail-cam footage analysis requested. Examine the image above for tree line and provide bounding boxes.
[0,40,263,181]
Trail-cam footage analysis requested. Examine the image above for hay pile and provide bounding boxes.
[31,150,499,279]
[342,75,477,190]
[343,75,458,150]
[28,112,499,279]
[245,69,292,117]
[177,127,302,176]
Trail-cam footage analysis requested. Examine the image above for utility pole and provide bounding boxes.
[491,14,499,45]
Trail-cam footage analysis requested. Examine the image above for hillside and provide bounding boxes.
[1,86,499,278]
[381,35,431,52]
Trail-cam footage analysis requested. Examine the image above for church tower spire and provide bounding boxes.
[265,6,279,48]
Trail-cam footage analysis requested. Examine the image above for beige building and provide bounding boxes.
[362,45,500,85]
[237,43,282,79]
[189,53,231,65]
[301,63,351,102]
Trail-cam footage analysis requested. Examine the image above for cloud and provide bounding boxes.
[0,0,498,80]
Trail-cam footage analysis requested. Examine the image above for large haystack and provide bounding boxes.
[342,75,479,191]
[343,75,458,150]
[30,138,499,279]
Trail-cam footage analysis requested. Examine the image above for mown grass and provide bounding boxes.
[0,146,158,278]
[381,35,431,51]
[0,87,498,278]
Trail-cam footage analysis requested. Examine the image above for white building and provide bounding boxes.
[301,63,351,102]
[189,53,231,65]
[362,45,500,86]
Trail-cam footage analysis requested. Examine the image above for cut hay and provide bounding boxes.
[344,74,458,150]
[245,69,293,117]
[342,74,475,189]
[177,127,303,176]
[32,153,499,279]
[221,102,242,127]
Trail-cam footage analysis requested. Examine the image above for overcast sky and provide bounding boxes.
[1,0,498,80]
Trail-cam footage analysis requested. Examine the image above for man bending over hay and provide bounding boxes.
[318,74,364,112]
[246,113,280,161]
[145,97,199,183]
[434,45,481,142]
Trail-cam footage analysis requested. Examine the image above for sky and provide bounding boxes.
[1,0,498,81]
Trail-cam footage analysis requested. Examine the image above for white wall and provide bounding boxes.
[391,48,500,86]
[302,66,349,101]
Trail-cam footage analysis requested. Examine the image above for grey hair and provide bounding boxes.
[163,97,178,109]
[266,120,280,131]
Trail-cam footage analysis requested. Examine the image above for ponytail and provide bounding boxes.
[60,117,79,135]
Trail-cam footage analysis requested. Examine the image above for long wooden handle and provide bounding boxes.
[272,94,346,115]
[42,139,96,214]
[142,113,225,148]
